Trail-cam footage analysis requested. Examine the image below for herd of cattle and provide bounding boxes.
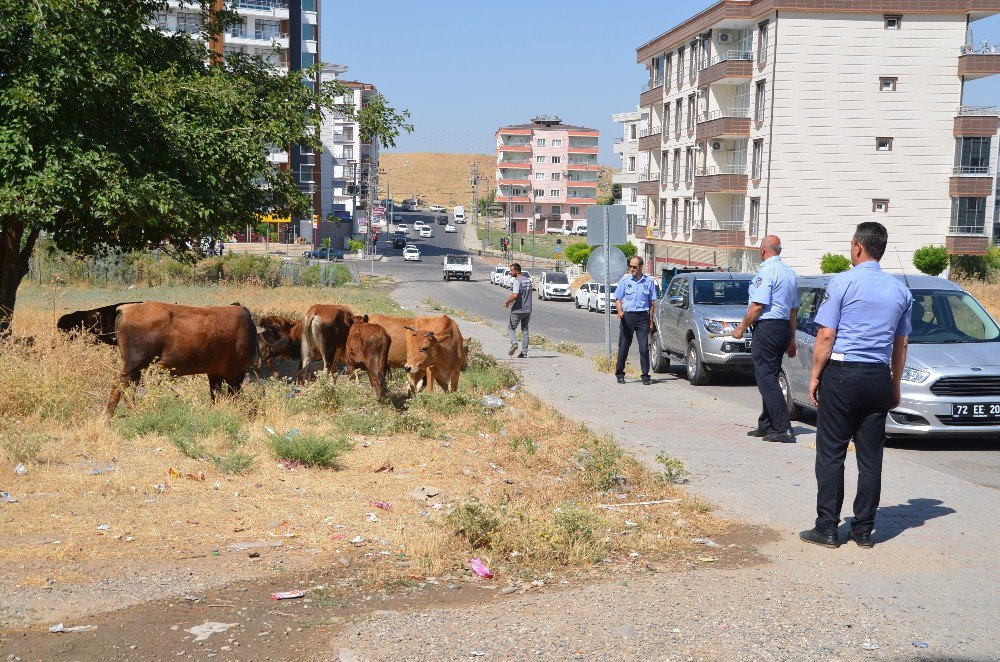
[56,301,471,416]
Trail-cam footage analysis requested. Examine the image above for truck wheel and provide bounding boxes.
[443,274,448,281]
[778,369,803,421]
[686,340,711,385]
[650,333,670,373]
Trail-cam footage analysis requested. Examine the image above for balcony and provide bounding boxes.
[495,195,531,203]
[228,28,289,47]
[699,50,753,86]
[955,106,1000,136]
[697,107,751,140]
[946,222,990,254]
[691,223,746,247]
[566,180,597,187]
[331,130,354,143]
[567,162,599,171]
[638,125,662,151]
[959,44,1000,79]
[637,171,659,196]
[949,174,993,196]
[497,144,531,152]
[567,145,599,154]
[694,165,748,194]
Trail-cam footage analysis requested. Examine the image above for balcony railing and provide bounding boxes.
[640,169,651,180]
[698,107,751,123]
[957,105,1000,116]
[961,42,1000,55]
[696,218,745,231]
[702,50,752,69]
[697,165,747,176]
[229,28,288,40]
[639,125,662,138]
[948,223,987,235]
[499,160,531,167]
[641,75,664,93]
[953,165,993,176]
[234,0,288,9]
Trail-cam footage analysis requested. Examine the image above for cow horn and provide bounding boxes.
[403,325,417,333]
[424,331,435,339]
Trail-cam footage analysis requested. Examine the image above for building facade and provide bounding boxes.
[635,0,1000,275]
[612,107,649,242]
[495,117,599,233]
[318,66,380,240]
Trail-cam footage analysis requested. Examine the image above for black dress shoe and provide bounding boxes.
[746,429,768,437]
[763,431,796,443]
[616,376,625,384]
[849,530,874,548]
[799,528,840,548]
[642,377,651,385]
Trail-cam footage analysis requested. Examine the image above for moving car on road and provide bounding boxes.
[442,255,472,281]
[413,220,427,230]
[428,204,447,213]
[436,214,449,225]
[538,271,572,301]
[445,223,457,233]
[648,272,754,385]
[419,226,433,238]
[780,274,1000,439]
[393,213,403,223]
[396,224,409,235]
[402,245,421,261]
[575,282,597,308]
[453,206,466,223]
[391,234,406,249]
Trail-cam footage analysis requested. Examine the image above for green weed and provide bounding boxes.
[508,435,538,455]
[655,452,689,484]
[572,436,625,491]
[266,428,353,468]
[447,498,503,549]
[0,428,49,465]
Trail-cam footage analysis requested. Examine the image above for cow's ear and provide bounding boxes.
[423,331,435,339]
[361,315,369,323]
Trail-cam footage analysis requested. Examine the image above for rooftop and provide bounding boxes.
[499,119,599,132]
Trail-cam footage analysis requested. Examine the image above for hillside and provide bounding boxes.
[379,152,615,208]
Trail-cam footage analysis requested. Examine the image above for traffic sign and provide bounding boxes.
[373,205,386,214]
[586,245,627,283]
[586,205,627,247]
[555,245,561,253]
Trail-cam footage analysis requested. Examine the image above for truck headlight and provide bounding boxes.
[702,319,734,335]
[900,366,929,384]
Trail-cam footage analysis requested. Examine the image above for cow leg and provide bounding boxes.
[424,368,435,393]
[225,373,245,395]
[364,363,384,401]
[448,371,459,392]
[208,375,225,401]
[105,369,140,417]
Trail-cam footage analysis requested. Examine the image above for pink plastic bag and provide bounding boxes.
[271,590,304,600]
[469,558,493,579]
[374,500,393,511]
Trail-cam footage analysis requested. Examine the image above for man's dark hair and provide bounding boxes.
[853,221,888,260]
[510,262,521,272]
[630,256,644,267]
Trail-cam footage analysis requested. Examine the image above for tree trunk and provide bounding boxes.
[0,217,38,338]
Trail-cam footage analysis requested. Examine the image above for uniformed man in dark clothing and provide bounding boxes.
[800,222,912,549]
[733,235,798,443]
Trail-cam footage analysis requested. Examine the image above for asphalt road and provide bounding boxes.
[374,210,1000,490]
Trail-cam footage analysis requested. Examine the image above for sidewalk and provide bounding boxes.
[332,283,1000,659]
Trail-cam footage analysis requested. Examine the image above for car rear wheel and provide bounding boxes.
[778,369,803,421]
[686,340,711,385]
[650,332,670,373]
[575,297,581,309]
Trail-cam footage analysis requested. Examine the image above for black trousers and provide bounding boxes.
[815,361,893,535]
[615,311,650,379]
[750,319,792,435]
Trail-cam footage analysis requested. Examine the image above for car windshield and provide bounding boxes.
[908,289,1000,344]
[693,280,750,305]
[546,273,569,284]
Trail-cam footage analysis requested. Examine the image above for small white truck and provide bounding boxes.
[442,254,472,281]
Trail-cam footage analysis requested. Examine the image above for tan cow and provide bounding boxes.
[402,314,468,393]
[300,304,354,375]
[344,316,391,402]
[106,303,258,415]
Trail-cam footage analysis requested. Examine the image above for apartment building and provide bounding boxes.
[495,116,599,232]
[319,65,380,236]
[612,107,649,240]
[635,0,1000,275]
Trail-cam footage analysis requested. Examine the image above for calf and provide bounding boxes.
[402,314,467,394]
[256,315,303,371]
[107,302,258,415]
[58,302,142,345]
[344,316,391,402]
[300,304,354,375]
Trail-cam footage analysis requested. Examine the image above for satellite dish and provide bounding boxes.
[586,245,628,284]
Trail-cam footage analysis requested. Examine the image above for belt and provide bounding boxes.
[828,360,889,369]
[625,309,649,314]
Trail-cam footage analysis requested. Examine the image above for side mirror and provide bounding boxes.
[669,295,684,306]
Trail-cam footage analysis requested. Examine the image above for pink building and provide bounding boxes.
[495,116,599,233]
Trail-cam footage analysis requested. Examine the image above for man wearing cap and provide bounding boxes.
[800,221,912,549]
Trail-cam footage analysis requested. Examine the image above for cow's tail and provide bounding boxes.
[243,307,259,364]
[300,312,318,371]
[378,334,390,395]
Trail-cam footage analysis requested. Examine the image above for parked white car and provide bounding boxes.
[504,271,531,289]
[538,271,573,301]
[402,245,421,261]
[428,204,447,213]
[575,282,597,308]
[419,226,433,238]
[445,223,457,233]
[490,266,506,285]
[587,283,615,313]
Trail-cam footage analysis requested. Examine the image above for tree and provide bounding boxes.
[611,183,622,202]
[912,245,949,277]
[0,0,412,335]
[950,244,1000,282]
[616,241,638,260]
[565,243,595,266]
[820,253,851,274]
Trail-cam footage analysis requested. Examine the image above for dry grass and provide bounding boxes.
[962,280,1000,319]
[0,281,724,624]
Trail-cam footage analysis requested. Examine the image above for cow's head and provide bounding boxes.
[57,305,124,345]
[349,314,370,327]
[256,316,299,356]
[403,325,447,374]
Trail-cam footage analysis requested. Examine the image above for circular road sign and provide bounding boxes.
[586,245,627,283]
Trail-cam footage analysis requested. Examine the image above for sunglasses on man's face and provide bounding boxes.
[629,264,642,270]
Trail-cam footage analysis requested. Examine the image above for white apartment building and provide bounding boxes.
[612,107,649,241]
[635,0,1000,275]
[319,64,380,233]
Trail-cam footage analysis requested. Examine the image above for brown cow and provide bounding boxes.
[344,316,391,402]
[367,313,471,378]
[300,304,354,375]
[402,314,467,394]
[256,315,304,372]
[58,302,142,345]
[106,303,258,416]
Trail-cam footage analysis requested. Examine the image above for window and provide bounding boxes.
[550,190,559,197]
[536,155,545,163]
[301,53,316,68]
[683,199,692,233]
[884,15,901,30]
[671,199,679,233]
[343,145,354,159]
[257,19,280,38]
[630,124,637,140]
[514,204,524,214]
[876,137,893,152]
[879,77,897,92]
[628,156,636,172]
[302,0,316,10]
[155,12,168,29]
[675,99,683,134]
[665,54,672,87]
[664,105,670,134]
[551,156,561,164]
[795,287,825,336]
[535,172,545,180]
[749,198,760,235]
[534,189,543,198]
[758,21,769,64]
[755,80,766,122]
[551,206,561,214]
[872,199,889,213]
[677,46,685,86]
[302,24,317,40]
[551,173,561,181]
[685,147,693,183]
[956,136,991,173]
[700,36,710,70]
[630,187,637,203]
[177,13,201,33]
[552,139,563,147]
[570,206,580,215]
[689,40,697,80]
[672,150,681,184]
[752,139,763,179]
[687,95,696,132]
[951,197,987,233]
[534,205,541,214]
[537,139,546,147]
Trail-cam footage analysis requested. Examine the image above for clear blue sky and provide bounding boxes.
[321,1,1000,165]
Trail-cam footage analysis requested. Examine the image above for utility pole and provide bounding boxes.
[469,161,479,250]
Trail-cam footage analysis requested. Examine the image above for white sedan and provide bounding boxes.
[419,226,433,238]
[490,266,506,285]
[445,223,457,233]
[428,204,447,213]
[587,283,615,313]
[402,245,421,261]
[575,282,597,309]
[396,224,409,234]
[413,220,427,230]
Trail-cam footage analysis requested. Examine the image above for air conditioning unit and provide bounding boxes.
[718,32,731,43]
[711,141,723,151]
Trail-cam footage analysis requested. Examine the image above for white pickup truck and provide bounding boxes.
[442,254,472,281]
[545,225,572,235]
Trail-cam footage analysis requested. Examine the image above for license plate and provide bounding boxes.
[952,403,1000,421]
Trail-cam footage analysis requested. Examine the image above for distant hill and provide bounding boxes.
[379,152,615,208]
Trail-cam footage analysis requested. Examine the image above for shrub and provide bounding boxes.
[463,345,517,392]
[221,253,281,285]
[348,239,365,252]
[655,452,689,484]
[573,436,625,491]
[616,241,637,260]
[299,264,323,286]
[951,245,1000,282]
[117,393,243,459]
[447,498,502,548]
[565,243,595,266]
[214,451,256,475]
[0,428,49,465]
[554,341,584,357]
[328,263,354,286]
[266,428,353,468]
[912,245,949,277]
[820,252,851,274]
